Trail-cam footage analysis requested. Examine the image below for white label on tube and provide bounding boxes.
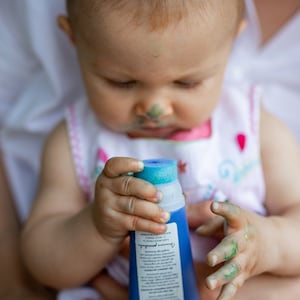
[135,223,184,300]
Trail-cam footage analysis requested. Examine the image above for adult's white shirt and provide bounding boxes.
[226,0,300,142]
[1,0,300,221]
[0,0,84,221]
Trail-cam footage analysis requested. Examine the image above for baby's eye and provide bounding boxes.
[107,79,137,89]
[174,80,200,89]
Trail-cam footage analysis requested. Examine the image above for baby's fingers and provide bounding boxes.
[211,201,244,230]
[216,280,243,300]
[120,213,168,234]
[206,260,245,295]
[206,267,246,300]
[217,282,239,300]
[98,173,161,202]
[206,234,247,267]
[116,195,170,226]
[195,215,224,237]
[103,157,144,178]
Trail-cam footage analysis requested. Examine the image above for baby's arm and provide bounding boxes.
[258,108,300,276]
[197,108,300,299]
[0,152,22,294]
[21,122,168,289]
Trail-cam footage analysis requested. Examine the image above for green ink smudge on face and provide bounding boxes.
[146,104,163,119]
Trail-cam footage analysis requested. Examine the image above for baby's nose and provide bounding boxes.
[135,102,173,121]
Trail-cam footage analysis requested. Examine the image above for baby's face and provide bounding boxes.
[72,2,238,139]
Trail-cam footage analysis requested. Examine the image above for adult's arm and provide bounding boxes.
[0,153,55,299]
[0,1,57,299]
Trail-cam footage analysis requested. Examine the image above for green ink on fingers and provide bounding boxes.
[224,200,240,215]
[222,283,237,298]
[224,240,238,261]
[244,224,255,241]
[211,237,238,265]
[207,262,240,290]
[146,104,164,119]
[223,262,240,281]
[244,226,249,240]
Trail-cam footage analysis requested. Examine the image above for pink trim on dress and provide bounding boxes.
[67,103,91,196]
[249,85,260,135]
[169,120,212,141]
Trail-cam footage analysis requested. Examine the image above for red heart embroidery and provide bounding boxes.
[236,133,246,152]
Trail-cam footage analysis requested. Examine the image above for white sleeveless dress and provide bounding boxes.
[59,82,265,299]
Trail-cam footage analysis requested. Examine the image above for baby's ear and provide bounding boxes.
[57,15,75,45]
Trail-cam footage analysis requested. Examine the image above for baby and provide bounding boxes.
[21,1,300,299]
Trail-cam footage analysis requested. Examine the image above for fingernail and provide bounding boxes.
[206,277,217,290]
[136,161,144,171]
[209,254,218,267]
[195,225,206,234]
[160,210,170,222]
[156,191,163,202]
[212,201,220,210]
[158,224,167,233]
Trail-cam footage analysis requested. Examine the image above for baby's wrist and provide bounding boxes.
[253,215,281,275]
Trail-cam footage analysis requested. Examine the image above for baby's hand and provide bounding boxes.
[196,201,259,300]
[92,157,170,245]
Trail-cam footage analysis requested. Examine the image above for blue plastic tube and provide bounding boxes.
[129,158,199,300]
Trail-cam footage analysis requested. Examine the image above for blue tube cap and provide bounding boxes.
[135,158,177,185]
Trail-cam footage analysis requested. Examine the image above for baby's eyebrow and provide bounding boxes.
[90,64,132,78]
[178,64,220,79]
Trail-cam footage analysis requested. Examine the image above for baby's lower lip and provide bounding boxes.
[142,126,174,133]
[142,126,168,131]
[131,126,176,138]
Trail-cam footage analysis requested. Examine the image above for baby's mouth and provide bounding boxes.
[127,116,179,138]
[128,125,177,139]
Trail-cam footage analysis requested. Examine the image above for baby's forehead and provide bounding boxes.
[67,0,243,32]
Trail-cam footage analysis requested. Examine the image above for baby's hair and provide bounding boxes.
[66,0,244,33]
